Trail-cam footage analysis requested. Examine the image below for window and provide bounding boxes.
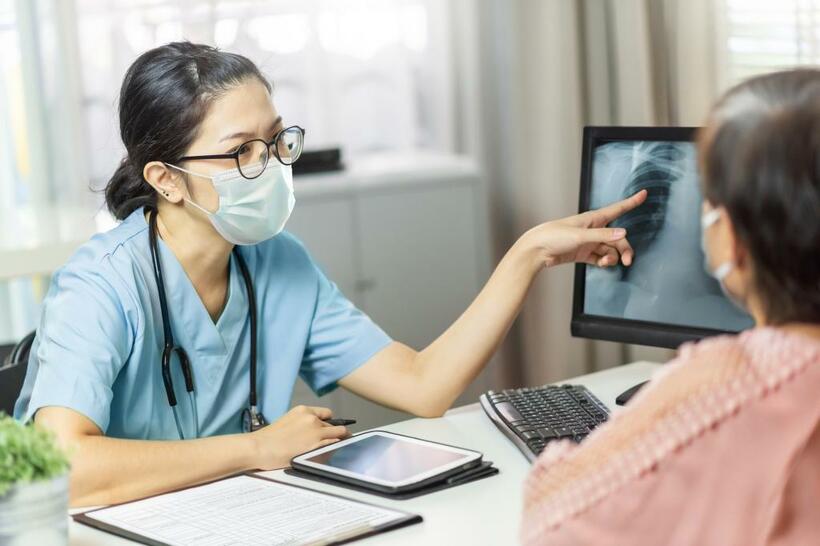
[75,0,456,190]
[717,0,820,87]
[0,0,28,210]
[0,1,35,345]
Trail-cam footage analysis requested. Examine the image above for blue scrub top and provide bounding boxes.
[14,208,392,439]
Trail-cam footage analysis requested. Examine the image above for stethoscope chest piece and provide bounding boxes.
[242,406,268,433]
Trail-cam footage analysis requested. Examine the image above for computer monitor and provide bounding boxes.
[571,126,755,349]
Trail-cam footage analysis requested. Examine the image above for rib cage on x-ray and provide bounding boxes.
[584,140,755,333]
[610,142,685,279]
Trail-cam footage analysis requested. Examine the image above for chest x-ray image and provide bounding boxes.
[584,140,755,332]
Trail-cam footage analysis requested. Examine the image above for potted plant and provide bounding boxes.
[0,414,70,546]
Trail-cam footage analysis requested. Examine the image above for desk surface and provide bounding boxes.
[68,361,659,546]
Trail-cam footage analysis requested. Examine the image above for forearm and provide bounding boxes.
[67,433,256,507]
[413,237,542,415]
[343,193,644,417]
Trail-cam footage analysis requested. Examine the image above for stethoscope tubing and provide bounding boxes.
[148,209,262,439]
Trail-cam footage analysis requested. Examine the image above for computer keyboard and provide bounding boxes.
[479,384,610,462]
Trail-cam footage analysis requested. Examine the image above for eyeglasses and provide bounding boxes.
[177,125,305,180]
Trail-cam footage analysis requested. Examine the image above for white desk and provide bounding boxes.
[68,361,659,546]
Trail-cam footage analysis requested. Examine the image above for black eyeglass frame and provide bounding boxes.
[177,125,305,179]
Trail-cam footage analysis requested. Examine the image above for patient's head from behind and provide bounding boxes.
[698,69,820,327]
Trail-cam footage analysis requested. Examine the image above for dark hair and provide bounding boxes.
[105,42,271,220]
[698,68,820,325]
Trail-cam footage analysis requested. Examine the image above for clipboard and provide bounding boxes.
[73,473,422,546]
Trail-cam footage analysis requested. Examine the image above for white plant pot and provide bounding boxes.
[0,474,68,546]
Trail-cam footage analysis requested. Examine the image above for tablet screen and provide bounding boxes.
[302,433,471,483]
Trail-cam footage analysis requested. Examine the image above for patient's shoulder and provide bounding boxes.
[522,327,820,536]
[640,326,820,404]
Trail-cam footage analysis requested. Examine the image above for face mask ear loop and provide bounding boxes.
[702,207,734,282]
[713,262,733,282]
[184,197,214,218]
[164,162,213,181]
[163,163,218,218]
[701,207,721,229]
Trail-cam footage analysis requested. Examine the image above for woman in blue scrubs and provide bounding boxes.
[14,42,645,507]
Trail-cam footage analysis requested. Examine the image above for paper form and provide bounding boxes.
[78,474,416,546]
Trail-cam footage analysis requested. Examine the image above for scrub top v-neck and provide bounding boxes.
[14,208,392,439]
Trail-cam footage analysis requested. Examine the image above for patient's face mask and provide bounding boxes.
[700,206,745,310]
[166,161,295,245]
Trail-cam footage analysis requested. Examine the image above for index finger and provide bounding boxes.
[592,189,647,225]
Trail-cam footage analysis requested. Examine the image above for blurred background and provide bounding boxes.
[1,0,819,428]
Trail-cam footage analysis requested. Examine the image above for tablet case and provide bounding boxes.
[284,460,499,500]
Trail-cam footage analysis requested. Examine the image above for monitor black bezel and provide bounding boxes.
[571,125,740,349]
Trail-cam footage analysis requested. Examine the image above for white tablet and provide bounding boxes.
[291,430,483,493]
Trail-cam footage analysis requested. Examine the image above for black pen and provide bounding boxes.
[323,418,356,426]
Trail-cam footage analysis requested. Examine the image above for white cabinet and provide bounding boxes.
[356,183,482,350]
[285,154,494,430]
[285,197,360,302]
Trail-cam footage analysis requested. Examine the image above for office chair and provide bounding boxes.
[0,330,35,416]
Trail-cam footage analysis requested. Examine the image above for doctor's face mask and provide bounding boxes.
[166,160,295,246]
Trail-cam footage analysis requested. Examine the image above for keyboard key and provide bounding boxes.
[493,402,524,423]
[513,423,536,431]
[554,426,574,438]
[537,427,558,440]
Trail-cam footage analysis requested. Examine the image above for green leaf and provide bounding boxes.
[0,413,70,497]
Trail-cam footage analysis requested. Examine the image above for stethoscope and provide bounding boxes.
[148,210,267,439]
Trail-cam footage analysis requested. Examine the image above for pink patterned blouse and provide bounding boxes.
[521,327,820,546]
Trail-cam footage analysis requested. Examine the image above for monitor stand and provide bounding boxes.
[615,380,650,406]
